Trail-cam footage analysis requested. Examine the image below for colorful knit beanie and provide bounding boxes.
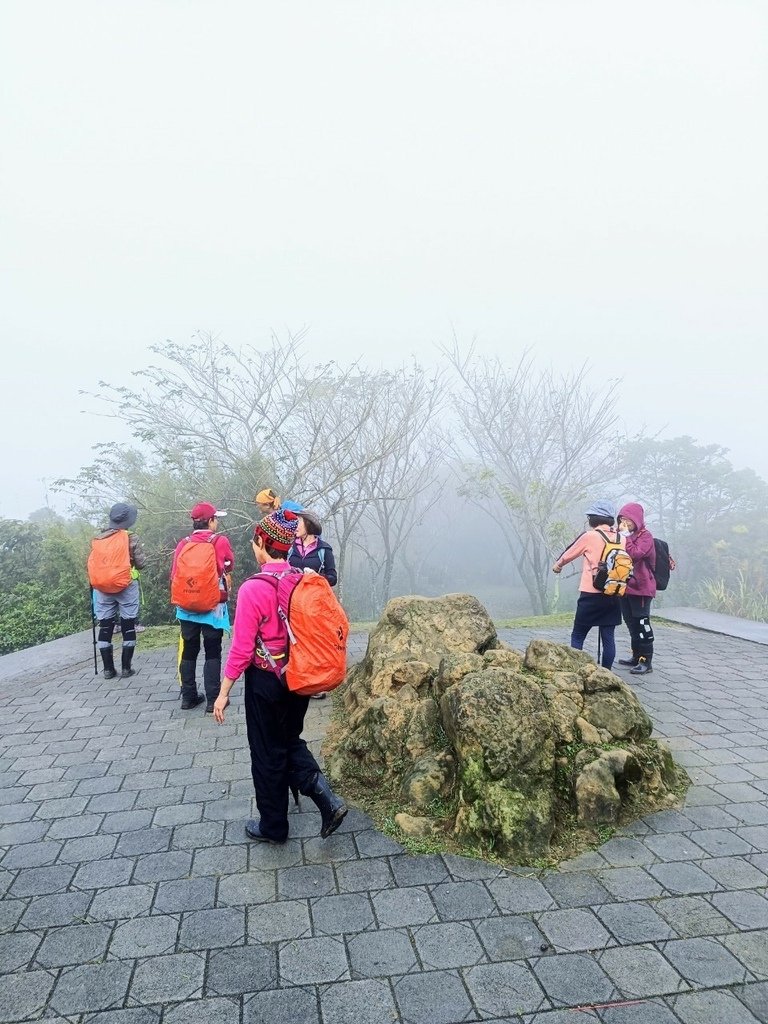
[253,509,298,553]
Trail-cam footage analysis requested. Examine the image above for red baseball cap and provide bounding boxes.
[190,502,227,520]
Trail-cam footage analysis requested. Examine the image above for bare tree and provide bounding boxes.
[447,345,623,614]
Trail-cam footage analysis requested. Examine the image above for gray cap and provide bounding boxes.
[585,499,616,520]
[108,502,138,530]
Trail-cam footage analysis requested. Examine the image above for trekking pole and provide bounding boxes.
[90,587,98,676]
[597,630,602,668]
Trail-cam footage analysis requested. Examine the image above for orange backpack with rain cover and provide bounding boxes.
[171,536,221,613]
[254,570,349,696]
[87,530,133,594]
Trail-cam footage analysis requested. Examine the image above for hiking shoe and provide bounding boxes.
[618,657,639,666]
[121,668,136,679]
[181,695,205,710]
[245,819,284,844]
[630,658,653,675]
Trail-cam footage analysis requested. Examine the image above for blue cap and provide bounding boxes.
[585,500,616,520]
[281,500,305,513]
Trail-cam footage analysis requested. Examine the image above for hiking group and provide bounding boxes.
[553,499,673,675]
[88,493,349,844]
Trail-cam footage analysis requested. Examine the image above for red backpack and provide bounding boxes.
[87,531,132,594]
[171,536,221,612]
[253,570,349,696]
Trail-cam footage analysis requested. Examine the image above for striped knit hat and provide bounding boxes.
[253,508,298,553]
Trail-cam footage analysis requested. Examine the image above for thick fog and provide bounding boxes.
[1,0,766,519]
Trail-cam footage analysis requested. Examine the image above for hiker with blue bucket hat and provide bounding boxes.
[552,500,627,670]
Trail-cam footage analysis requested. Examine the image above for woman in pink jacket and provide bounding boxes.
[212,509,347,844]
[552,500,623,670]
[617,501,656,676]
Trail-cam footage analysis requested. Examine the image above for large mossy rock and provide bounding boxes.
[324,594,687,864]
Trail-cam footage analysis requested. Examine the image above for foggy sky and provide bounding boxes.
[1,1,766,519]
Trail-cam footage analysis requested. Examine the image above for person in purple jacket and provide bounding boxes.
[617,501,656,676]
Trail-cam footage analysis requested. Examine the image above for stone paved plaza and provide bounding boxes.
[0,623,767,1023]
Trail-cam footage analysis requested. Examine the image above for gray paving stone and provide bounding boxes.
[654,894,736,938]
[372,886,438,928]
[0,820,49,846]
[663,936,749,986]
[193,844,248,876]
[413,921,485,969]
[100,810,154,833]
[541,871,612,909]
[464,960,546,1016]
[51,961,133,1014]
[59,833,119,863]
[477,915,547,962]
[129,951,205,1003]
[303,832,357,864]
[390,854,450,887]
[318,978,398,1024]
[179,907,245,950]
[600,1000,682,1024]
[279,934,349,985]
[335,857,394,893]
[47,812,104,838]
[348,927,418,978]
[131,849,191,882]
[244,986,319,1024]
[84,1008,160,1024]
[1,839,62,868]
[673,989,762,1024]
[430,880,497,922]
[248,900,312,942]
[643,832,708,862]
[10,863,74,896]
[537,908,612,952]
[246,839,303,870]
[648,861,720,895]
[393,969,474,1024]
[488,876,556,914]
[311,892,375,935]
[278,864,336,899]
[207,944,278,994]
[599,837,657,867]
[597,867,665,901]
[355,829,406,858]
[171,820,225,850]
[711,890,768,930]
[89,884,155,921]
[0,930,42,972]
[152,872,215,913]
[73,856,135,889]
[734,981,768,1022]
[532,952,616,1007]
[722,931,768,979]
[87,791,137,813]
[19,890,92,929]
[702,855,768,890]
[692,828,757,857]
[0,899,25,934]
[115,827,172,857]
[109,915,179,958]
[599,943,686,997]
[165,997,241,1024]
[36,922,112,967]
[0,969,55,1021]
[217,871,275,907]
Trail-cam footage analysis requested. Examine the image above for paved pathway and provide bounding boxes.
[0,624,767,1023]
[660,607,768,647]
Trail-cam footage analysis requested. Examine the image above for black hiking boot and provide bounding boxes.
[121,646,136,679]
[181,694,205,710]
[244,819,284,844]
[306,772,348,838]
[630,656,653,675]
[101,647,117,680]
[619,652,639,666]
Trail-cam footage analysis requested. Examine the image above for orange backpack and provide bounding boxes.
[87,530,133,594]
[255,571,349,696]
[171,536,221,612]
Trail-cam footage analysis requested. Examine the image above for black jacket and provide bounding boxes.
[287,539,337,587]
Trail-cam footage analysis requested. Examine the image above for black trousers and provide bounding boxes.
[621,595,655,657]
[243,665,321,842]
[179,621,223,701]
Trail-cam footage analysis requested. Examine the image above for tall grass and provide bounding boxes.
[699,571,768,622]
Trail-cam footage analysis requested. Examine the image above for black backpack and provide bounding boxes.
[653,538,673,591]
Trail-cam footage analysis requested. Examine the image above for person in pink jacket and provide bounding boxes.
[617,501,656,675]
[212,508,347,844]
[552,500,623,670]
